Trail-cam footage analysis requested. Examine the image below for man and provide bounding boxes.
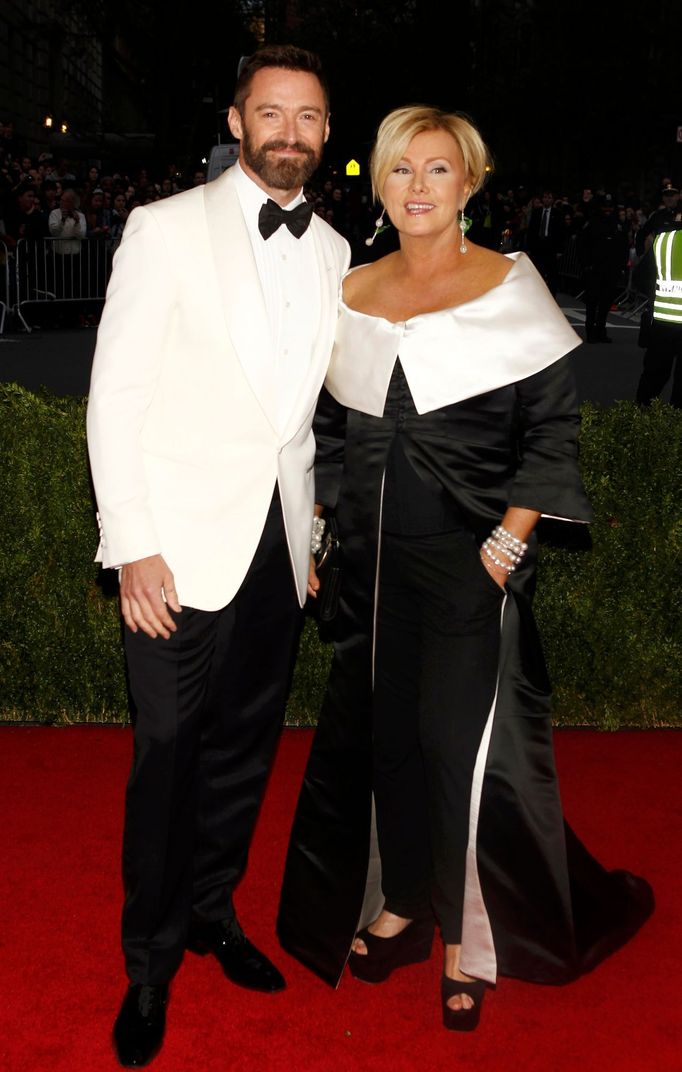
[577,193,629,343]
[526,190,563,295]
[48,187,87,295]
[639,183,680,253]
[2,183,48,246]
[87,45,349,1068]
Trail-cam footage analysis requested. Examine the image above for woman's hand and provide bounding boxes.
[307,555,320,599]
[480,553,508,589]
[308,504,324,598]
[480,507,541,588]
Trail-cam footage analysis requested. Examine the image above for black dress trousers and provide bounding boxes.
[121,486,300,984]
[635,321,682,407]
[373,530,504,940]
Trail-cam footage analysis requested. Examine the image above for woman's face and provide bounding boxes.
[382,129,470,241]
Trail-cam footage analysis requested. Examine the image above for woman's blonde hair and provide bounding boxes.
[369,105,492,204]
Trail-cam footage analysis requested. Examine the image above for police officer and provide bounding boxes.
[638,183,680,254]
[635,188,682,408]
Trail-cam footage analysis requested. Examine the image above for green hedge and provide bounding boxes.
[1,382,680,728]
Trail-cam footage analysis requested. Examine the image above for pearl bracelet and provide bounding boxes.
[482,525,528,575]
[493,525,528,554]
[311,516,326,555]
[486,539,523,565]
[482,541,515,574]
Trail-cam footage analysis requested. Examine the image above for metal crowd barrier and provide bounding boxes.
[614,263,650,320]
[0,239,9,334]
[557,235,584,295]
[13,236,120,333]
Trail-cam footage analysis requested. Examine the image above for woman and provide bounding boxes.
[109,192,130,239]
[277,106,653,1030]
[82,187,111,238]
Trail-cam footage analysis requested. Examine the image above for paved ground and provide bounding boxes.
[0,295,672,405]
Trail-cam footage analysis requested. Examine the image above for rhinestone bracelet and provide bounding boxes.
[311,516,326,555]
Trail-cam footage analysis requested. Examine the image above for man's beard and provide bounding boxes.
[241,125,322,190]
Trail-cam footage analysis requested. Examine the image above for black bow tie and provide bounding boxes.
[258,198,313,240]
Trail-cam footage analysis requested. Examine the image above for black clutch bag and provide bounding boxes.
[315,515,342,622]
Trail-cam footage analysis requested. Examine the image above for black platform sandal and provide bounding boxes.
[441,973,486,1031]
[347,917,435,983]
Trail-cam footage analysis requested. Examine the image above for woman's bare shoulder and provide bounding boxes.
[469,244,515,287]
[342,254,398,307]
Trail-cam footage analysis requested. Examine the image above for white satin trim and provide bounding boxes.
[325,253,581,417]
[459,593,507,985]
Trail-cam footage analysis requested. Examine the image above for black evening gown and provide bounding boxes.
[278,258,654,987]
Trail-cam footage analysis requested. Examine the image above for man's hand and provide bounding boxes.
[120,554,182,639]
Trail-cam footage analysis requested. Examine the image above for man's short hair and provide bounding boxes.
[233,45,329,115]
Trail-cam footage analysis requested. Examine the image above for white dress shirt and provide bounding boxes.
[542,206,551,237]
[232,162,320,433]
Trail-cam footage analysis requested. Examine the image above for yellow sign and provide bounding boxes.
[345,159,360,177]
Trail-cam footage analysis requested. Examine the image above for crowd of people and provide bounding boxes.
[0,133,207,252]
[1,115,678,401]
[0,114,672,270]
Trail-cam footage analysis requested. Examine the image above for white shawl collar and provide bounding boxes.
[325,252,581,417]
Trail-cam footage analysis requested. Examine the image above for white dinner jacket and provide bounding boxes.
[86,168,350,611]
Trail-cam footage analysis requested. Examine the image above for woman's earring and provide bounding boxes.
[458,210,468,254]
[366,211,387,247]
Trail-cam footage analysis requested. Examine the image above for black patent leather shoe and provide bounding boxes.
[187,917,286,992]
[113,983,168,1068]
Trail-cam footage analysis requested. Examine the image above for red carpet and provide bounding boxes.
[1,727,679,1072]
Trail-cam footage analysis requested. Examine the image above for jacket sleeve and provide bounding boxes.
[508,355,594,522]
[86,206,177,567]
[313,386,348,509]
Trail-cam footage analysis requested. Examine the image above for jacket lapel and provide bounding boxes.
[203,169,278,430]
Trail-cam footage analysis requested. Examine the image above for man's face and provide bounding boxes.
[228,67,329,203]
[542,192,554,208]
[60,191,75,212]
[18,190,35,212]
